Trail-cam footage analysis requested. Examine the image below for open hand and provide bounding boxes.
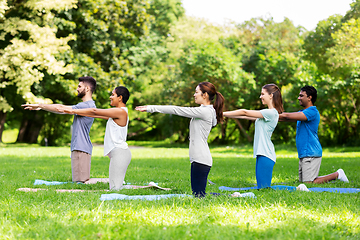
[135,106,147,112]
[22,104,40,110]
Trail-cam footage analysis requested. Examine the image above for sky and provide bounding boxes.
[182,0,354,31]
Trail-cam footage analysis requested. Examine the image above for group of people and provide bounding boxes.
[22,76,349,197]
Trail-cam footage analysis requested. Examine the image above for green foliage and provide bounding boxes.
[0,0,8,19]
[0,0,77,144]
[326,19,360,77]
[303,15,343,74]
[1,1,359,146]
[57,0,153,108]
[219,17,306,143]
[147,0,184,36]
[0,96,12,112]
[0,0,75,108]
[303,2,360,145]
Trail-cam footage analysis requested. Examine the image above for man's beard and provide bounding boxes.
[77,90,86,98]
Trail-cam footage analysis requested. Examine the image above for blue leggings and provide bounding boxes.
[256,155,275,189]
[191,162,211,198]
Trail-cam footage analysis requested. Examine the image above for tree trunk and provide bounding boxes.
[221,121,227,140]
[17,111,44,143]
[234,119,253,143]
[17,119,29,142]
[0,111,7,142]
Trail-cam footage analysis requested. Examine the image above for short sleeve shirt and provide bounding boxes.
[70,100,96,154]
[253,108,279,162]
[296,106,322,158]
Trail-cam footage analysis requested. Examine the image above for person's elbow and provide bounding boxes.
[90,108,98,114]
[243,110,252,117]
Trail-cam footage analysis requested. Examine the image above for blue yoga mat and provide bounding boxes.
[34,179,69,186]
[219,185,296,192]
[100,193,192,201]
[308,187,360,193]
[219,185,360,193]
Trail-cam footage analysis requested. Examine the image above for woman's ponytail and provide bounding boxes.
[198,82,225,123]
[214,91,225,123]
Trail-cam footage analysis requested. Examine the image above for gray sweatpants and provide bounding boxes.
[108,147,132,190]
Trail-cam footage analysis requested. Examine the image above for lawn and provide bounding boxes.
[0,142,359,239]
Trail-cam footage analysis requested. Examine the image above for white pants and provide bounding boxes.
[108,147,132,190]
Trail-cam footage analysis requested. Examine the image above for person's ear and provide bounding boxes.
[118,95,123,103]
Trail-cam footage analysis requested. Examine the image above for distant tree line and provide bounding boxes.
[1,0,359,146]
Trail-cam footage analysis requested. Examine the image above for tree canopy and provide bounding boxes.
[1,0,359,146]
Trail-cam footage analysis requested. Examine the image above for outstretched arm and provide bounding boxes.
[224,109,263,120]
[22,104,73,114]
[279,112,307,122]
[135,106,147,112]
[136,105,212,120]
[229,115,258,121]
[59,107,127,121]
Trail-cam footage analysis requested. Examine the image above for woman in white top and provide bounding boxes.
[60,86,131,190]
[136,82,225,197]
[224,84,284,189]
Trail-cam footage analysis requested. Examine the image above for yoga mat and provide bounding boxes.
[308,187,360,193]
[121,184,171,191]
[219,186,258,191]
[34,179,68,186]
[219,185,360,193]
[100,193,192,201]
[219,185,296,191]
[17,188,109,193]
[33,178,111,185]
[33,179,171,190]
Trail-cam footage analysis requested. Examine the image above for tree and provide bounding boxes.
[21,0,184,144]
[303,1,360,145]
[225,17,307,143]
[147,0,184,37]
[0,0,75,142]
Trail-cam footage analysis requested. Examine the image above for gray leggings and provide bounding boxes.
[108,147,132,190]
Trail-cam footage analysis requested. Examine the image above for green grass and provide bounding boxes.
[0,143,359,239]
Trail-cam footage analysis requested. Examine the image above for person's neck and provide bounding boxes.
[303,103,314,109]
[201,100,211,106]
[81,94,93,102]
[267,102,275,109]
[117,102,126,108]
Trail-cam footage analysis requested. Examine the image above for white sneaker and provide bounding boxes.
[149,181,157,186]
[231,192,241,197]
[337,169,349,182]
[297,184,310,192]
